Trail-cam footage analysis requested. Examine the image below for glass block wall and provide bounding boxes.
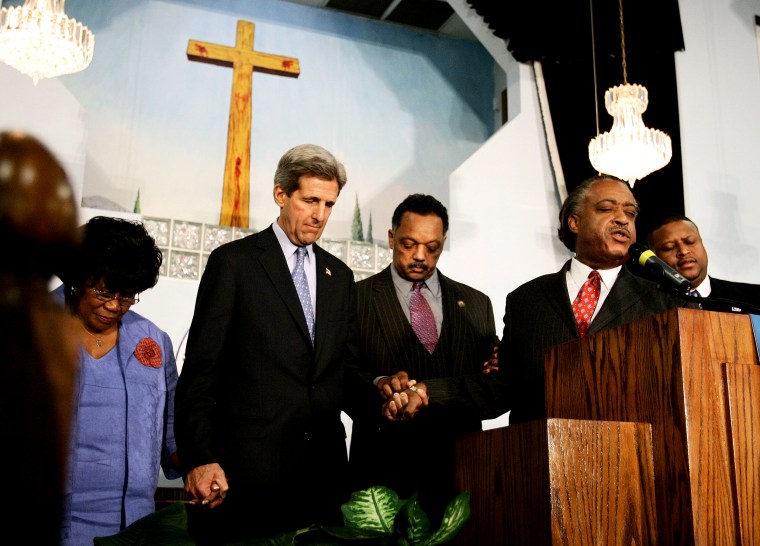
[143,217,392,281]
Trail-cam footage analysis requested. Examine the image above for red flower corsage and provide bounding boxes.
[134,337,162,368]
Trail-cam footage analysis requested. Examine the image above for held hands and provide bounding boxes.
[185,462,229,509]
[376,371,414,400]
[377,371,428,420]
[482,345,499,374]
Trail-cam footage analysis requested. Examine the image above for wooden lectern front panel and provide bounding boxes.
[724,363,760,545]
[455,418,656,545]
[544,308,759,546]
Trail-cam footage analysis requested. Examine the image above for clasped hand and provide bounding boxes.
[377,371,428,421]
[377,346,499,421]
[185,462,229,509]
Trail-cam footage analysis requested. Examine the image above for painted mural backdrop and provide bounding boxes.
[0,0,495,242]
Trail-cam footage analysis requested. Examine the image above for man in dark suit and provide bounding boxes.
[386,175,686,425]
[175,144,364,543]
[647,213,760,309]
[349,193,497,524]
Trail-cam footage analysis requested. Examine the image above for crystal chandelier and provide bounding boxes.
[0,0,94,85]
[587,0,671,186]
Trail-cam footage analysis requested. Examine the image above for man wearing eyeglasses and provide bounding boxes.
[175,144,366,543]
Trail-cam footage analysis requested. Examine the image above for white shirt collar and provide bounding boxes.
[570,257,621,291]
[692,275,712,297]
[272,220,313,260]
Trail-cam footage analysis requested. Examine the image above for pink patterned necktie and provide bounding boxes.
[411,282,438,354]
[571,270,601,338]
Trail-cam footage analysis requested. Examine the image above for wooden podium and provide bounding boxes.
[455,308,760,545]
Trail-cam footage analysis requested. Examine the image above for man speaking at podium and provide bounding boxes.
[386,175,688,425]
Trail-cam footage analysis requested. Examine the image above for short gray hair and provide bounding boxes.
[274,144,347,196]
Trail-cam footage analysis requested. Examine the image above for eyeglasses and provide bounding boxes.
[90,288,139,306]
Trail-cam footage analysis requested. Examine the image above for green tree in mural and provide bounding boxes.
[366,211,373,243]
[133,189,141,214]
[351,194,364,241]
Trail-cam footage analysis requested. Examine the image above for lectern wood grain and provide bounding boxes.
[725,364,760,545]
[545,308,759,545]
[455,419,656,545]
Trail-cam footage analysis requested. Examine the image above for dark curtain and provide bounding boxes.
[467,0,686,237]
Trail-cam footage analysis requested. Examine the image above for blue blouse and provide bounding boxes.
[53,286,180,545]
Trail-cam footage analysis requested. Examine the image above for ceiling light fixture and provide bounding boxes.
[587,0,671,186]
[0,0,94,85]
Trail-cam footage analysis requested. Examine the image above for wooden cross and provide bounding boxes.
[187,20,300,227]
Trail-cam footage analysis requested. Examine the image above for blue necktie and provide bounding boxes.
[689,289,701,298]
[292,247,314,343]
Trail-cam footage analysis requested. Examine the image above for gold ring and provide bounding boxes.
[407,384,418,392]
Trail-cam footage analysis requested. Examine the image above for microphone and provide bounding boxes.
[628,242,692,294]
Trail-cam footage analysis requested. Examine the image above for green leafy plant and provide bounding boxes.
[95,485,470,546]
[314,485,470,545]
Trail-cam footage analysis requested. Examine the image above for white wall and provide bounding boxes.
[675,0,760,283]
[444,61,570,324]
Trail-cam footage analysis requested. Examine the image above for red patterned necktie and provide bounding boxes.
[571,270,601,338]
[411,282,438,354]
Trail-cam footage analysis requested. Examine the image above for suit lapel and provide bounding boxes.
[257,228,313,347]
[547,261,579,335]
[439,273,466,365]
[370,267,417,370]
[589,266,641,335]
[313,244,337,361]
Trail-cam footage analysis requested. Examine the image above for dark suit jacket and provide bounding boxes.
[174,226,362,540]
[349,266,496,520]
[708,276,760,310]
[425,261,686,424]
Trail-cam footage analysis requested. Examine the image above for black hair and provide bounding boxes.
[645,213,696,248]
[58,216,162,307]
[391,194,449,234]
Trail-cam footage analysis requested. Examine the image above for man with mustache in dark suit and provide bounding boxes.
[349,193,497,525]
